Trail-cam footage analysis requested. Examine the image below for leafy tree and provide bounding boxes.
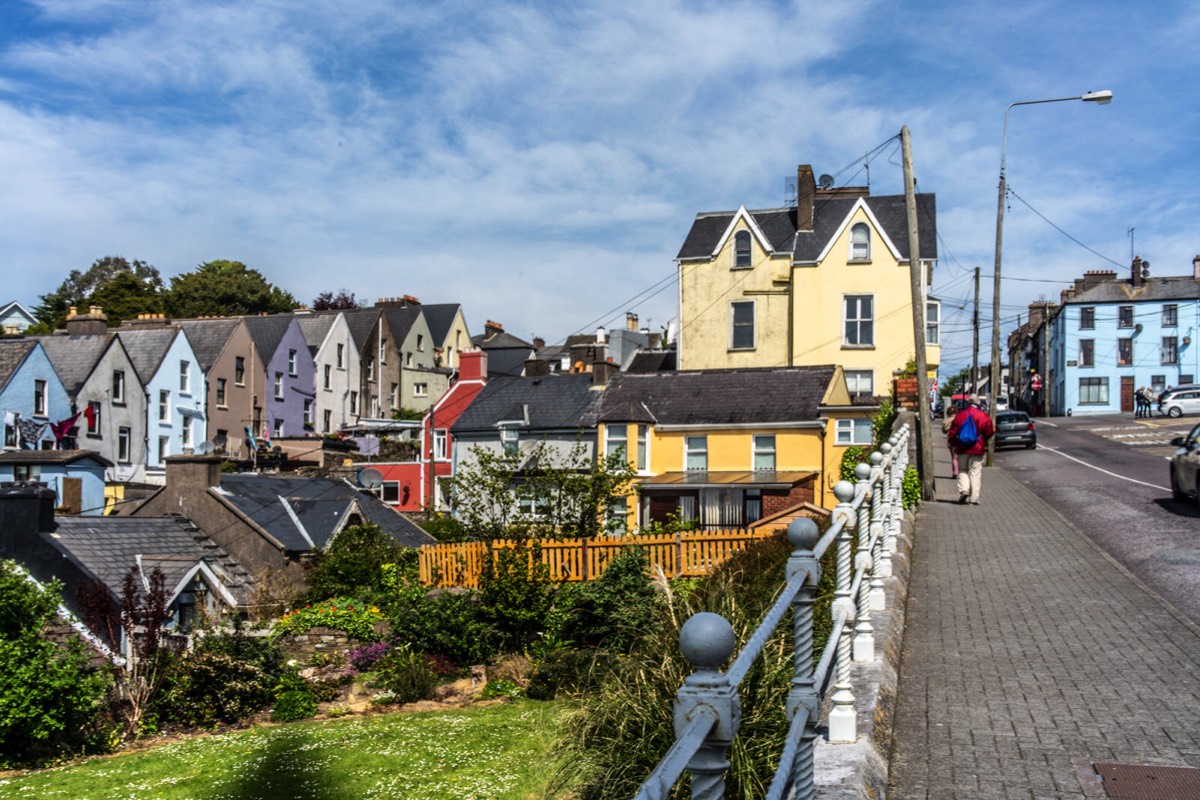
[305,522,403,602]
[0,560,110,766]
[312,289,361,310]
[478,542,554,651]
[165,259,297,318]
[32,256,165,331]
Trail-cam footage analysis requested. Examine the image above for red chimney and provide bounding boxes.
[458,348,488,381]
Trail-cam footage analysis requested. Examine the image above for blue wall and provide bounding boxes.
[0,343,70,449]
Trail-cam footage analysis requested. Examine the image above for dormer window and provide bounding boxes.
[850,223,871,261]
[732,231,752,269]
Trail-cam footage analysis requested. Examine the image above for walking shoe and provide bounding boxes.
[958,494,969,504]
[970,501,979,505]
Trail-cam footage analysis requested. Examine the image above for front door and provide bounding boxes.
[1121,377,1135,413]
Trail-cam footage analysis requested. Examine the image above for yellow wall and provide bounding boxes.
[678,207,940,387]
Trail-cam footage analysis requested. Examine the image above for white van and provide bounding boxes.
[994,396,1010,412]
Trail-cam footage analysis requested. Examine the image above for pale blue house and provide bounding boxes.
[0,302,36,335]
[0,450,111,514]
[115,323,206,475]
[1052,259,1200,415]
[0,339,71,450]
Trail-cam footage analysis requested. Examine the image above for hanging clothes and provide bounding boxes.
[50,412,82,442]
[17,418,47,449]
[83,404,97,429]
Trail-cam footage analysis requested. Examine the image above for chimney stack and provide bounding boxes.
[595,325,607,345]
[484,320,504,338]
[1193,255,1200,280]
[66,305,109,337]
[532,336,545,350]
[1132,256,1144,288]
[796,164,816,231]
[625,312,638,331]
[458,348,488,382]
[592,359,616,387]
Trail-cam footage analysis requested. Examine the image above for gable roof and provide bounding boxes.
[0,449,114,467]
[0,301,36,326]
[420,304,464,345]
[381,305,423,345]
[0,339,38,393]
[1064,275,1200,304]
[676,193,937,265]
[241,314,295,362]
[452,373,599,434]
[294,314,339,355]
[175,318,243,372]
[588,367,838,426]
[215,474,435,551]
[336,308,383,352]
[116,327,182,383]
[34,333,117,396]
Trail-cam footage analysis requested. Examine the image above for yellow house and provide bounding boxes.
[675,165,940,398]
[587,366,876,526]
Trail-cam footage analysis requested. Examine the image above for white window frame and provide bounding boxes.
[323,409,332,434]
[845,369,874,396]
[414,383,428,398]
[158,435,170,462]
[501,426,519,455]
[844,295,874,347]
[433,428,449,461]
[273,419,284,438]
[181,417,192,448]
[730,300,755,350]
[33,379,47,416]
[180,361,190,393]
[1079,377,1108,405]
[118,427,131,463]
[752,434,776,471]
[274,372,284,400]
[288,349,297,376]
[836,418,874,445]
[637,424,649,473]
[849,223,871,262]
[391,382,400,409]
[87,401,102,435]
[112,370,125,403]
[159,390,170,422]
[324,364,332,390]
[606,423,628,460]
[732,230,752,269]
[684,435,707,471]
[925,300,940,345]
[1162,336,1179,366]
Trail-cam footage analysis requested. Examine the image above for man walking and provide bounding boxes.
[948,394,995,505]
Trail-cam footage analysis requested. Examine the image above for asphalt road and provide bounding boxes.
[992,411,1200,626]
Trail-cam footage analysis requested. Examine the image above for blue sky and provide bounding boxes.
[1,1,1196,377]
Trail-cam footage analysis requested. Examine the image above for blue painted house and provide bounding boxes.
[0,450,112,515]
[0,339,71,451]
[243,315,316,439]
[1051,259,1200,415]
[0,302,36,335]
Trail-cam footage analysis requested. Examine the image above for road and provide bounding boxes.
[992,411,1200,625]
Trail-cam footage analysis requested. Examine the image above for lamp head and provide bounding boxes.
[1082,90,1113,104]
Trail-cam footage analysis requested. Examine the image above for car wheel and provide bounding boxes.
[1172,467,1187,502]
[1026,443,1036,449]
[1169,406,1183,418]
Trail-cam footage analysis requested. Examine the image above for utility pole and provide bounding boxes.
[972,266,980,393]
[901,126,935,500]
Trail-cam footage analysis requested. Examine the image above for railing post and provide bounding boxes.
[786,518,821,800]
[869,451,888,606]
[828,481,857,742]
[676,613,740,800]
[853,462,875,662]
[886,435,901,555]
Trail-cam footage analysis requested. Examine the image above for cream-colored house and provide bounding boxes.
[675,165,940,398]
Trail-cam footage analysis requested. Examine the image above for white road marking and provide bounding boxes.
[1037,445,1170,491]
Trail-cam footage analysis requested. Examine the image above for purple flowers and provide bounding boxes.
[349,640,391,671]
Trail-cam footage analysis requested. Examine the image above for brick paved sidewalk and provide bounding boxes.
[886,443,1200,799]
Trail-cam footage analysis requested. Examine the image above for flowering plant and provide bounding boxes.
[273,597,385,642]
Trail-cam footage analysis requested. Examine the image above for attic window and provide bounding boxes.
[732,231,752,269]
[850,223,871,262]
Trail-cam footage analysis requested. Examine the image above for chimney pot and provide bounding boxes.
[796,164,816,231]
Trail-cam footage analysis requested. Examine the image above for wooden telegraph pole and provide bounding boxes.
[972,267,980,393]
[901,126,935,501]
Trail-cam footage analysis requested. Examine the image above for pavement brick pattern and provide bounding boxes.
[887,446,1200,799]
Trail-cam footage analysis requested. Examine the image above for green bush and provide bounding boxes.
[271,671,317,722]
[556,546,660,651]
[386,586,498,666]
[273,597,385,642]
[0,561,111,767]
[902,465,922,509]
[839,446,866,481]
[419,513,470,543]
[306,523,403,603]
[371,645,439,704]
[479,542,554,652]
[481,679,524,699]
[872,399,897,445]
[156,627,284,727]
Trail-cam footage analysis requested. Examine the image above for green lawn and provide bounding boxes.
[0,700,567,800]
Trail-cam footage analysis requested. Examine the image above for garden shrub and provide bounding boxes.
[902,465,922,509]
[0,561,110,767]
[155,627,283,727]
[371,645,438,704]
[839,445,866,481]
[481,679,524,699]
[305,523,402,604]
[387,586,498,666]
[273,597,385,642]
[478,542,554,652]
[349,640,391,671]
[556,546,660,651]
[271,673,317,722]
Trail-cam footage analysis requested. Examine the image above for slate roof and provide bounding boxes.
[215,474,435,551]
[241,315,294,362]
[0,449,113,467]
[452,374,600,434]
[481,348,531,377]
[381,306,423,344]
[50,515,251,605]
[676,193,937,264]
[587,367,838,426]
[295,314,338,356]
[337,308,383,352]
[34,334,115,396]
[175,318,242,372]
[0,339,36,391]
[625,349,677,373]
[420,304,463,345]
[116,327,180,383]
[1064,276,1200,304]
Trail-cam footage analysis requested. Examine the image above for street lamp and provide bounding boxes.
[988,89,1113,463]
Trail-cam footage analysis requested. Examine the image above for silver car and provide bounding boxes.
[994,411,1036,450]
[1169,421,1200,504]
[1161,389,1200,418]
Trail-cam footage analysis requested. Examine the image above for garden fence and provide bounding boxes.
[633,424,911,800]
[418,529,782,588]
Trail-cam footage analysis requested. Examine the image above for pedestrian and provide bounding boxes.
[942,412,959,477]
[948,394,995,505]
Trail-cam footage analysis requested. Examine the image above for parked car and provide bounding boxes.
[1169,421,1200,505]
[1160,389,1200,418]
[994,411,1036,449]
[994,396,1010,412]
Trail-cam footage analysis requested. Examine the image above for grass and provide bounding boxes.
[0,700,566,800]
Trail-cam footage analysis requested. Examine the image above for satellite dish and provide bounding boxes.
[358,468,384,489]
[818,174,834,189]
[196,441,215,455]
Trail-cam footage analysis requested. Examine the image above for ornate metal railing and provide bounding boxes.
[633,425,912,800]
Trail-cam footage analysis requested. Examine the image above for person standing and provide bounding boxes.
[948,394,995,505]
[942,412,959,478]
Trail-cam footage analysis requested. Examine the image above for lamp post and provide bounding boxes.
[988,89,1113,464]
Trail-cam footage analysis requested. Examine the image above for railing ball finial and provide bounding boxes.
[880,442,893,455]
[787,517,820,551]
[870,450,884,466]
[854,462,872,481]
[833,480,855,504]
[680,612,736,670]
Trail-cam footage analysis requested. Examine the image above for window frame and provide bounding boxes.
[605,424,628,461]
[684,435,707,471]
[288,349,297,376]
[729,300,755,350]
[637,424,649,473]
[33,379,47,416]
[752,434,776,471]
[732,230,752,270]
[433,429,449,461]
[1079,307,1095,330]
[1163,304,1178,327]
[1079,376,1109,405]
[274,372,284,400]
[1079,339,1094,368]
[117,427,131,463]
[1162,336,1179,366]
[234,356,245,385]
[336,343,344,368]
[86,400,102,436]
[413,382,428,398]
[112,370,125,404]
[835,418,874,445]
[1117,337,1133,366]
[324,364,332,390]
[216,378,227,408]
[501,426,519,456]
[158,390,170,422]
[1118,306,1134,328]
[179,361,190,393]
[323,409,332,434]
[843,294,875,348]
[845,369,874,396]
[925,300,940,345]
[849,222,871,262]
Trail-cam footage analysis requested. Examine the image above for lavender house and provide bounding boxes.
[242,315,316,439]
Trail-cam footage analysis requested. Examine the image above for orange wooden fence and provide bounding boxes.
[418,529,783,588]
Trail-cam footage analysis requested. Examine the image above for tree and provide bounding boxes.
[165,260,297,318]
[311,289,361,311]
[32,256,165,331]
[305,522,403,603]
[0,560,110,766]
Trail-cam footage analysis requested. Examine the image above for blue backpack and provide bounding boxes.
[957,411,979,447]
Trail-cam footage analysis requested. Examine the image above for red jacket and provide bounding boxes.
[948,406,994,456]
